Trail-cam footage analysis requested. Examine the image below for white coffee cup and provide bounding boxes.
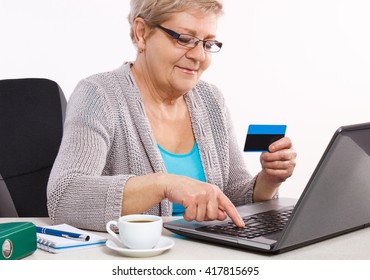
[106,214,162,249]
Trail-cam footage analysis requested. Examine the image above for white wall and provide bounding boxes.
[1,0,369,199]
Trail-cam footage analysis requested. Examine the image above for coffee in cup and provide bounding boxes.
[106,214,162,249]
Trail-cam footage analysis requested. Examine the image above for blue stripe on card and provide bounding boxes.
[247,124,287,135]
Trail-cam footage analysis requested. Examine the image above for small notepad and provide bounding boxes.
[36,224,106,253]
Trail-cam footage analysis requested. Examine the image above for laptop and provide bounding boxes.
[163,122,370,254]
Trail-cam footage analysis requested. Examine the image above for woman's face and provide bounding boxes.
[143,11,219,96]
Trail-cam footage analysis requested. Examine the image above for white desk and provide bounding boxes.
[1,217,370,260]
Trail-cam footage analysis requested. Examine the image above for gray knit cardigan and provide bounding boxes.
[47,62,256,231]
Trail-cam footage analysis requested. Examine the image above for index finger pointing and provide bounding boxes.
[218,197,245,228]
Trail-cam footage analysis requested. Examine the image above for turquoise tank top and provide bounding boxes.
[158,142,206,216]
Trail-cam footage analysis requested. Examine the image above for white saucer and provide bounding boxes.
[106,237,175,258]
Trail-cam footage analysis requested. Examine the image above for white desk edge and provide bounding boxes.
[1,217,370,260]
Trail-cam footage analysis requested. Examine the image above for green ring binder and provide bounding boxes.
[0,222,37,260]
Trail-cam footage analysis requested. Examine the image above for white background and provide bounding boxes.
[1,0,369,199]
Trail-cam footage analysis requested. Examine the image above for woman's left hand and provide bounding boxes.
[259,136,297,185]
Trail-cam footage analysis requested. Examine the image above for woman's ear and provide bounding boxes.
[133,17,148,52]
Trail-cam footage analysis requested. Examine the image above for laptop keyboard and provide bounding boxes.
[196,206,294,239]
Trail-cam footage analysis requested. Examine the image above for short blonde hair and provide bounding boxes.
[128,0,223,44]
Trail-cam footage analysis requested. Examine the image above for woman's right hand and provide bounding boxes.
[162,174,245,227]
[122,173,244,227]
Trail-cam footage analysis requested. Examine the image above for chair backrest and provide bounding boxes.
[0,78,66,217]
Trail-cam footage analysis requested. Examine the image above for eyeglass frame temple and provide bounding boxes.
[156,25,222,52]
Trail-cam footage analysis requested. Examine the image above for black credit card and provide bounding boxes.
[244,124,286,152]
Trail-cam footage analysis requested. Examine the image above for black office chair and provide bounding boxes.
[0,78,67,217]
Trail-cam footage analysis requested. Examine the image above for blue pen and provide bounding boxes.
[36,226,90,241]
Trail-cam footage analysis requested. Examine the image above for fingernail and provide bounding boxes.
[240,218,245,227]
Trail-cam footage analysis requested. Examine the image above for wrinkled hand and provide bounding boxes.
[164,175,245,227]
[260,137,297,185]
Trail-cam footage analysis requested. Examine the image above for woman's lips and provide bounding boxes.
[177,66,198,75]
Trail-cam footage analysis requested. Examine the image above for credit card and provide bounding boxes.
[243,124,287,152]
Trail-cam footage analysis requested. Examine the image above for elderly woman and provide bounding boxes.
[47,0,296,231]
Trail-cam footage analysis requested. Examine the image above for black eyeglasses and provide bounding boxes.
[157,25,223,53]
